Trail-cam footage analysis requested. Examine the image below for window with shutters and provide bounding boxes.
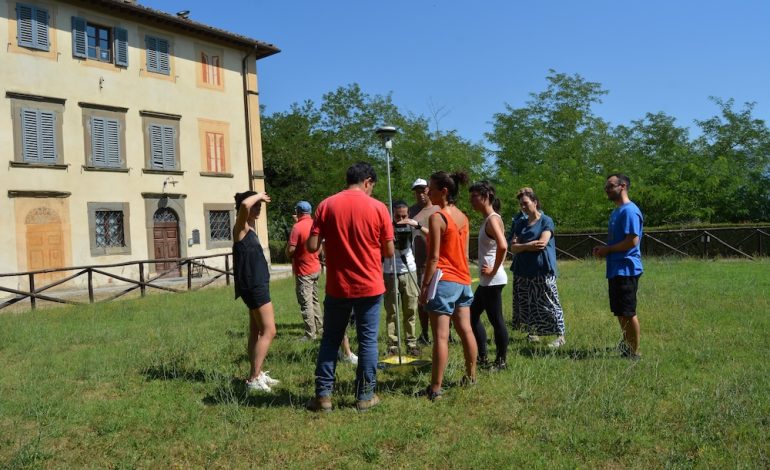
[16,3,49,51]
[9,95,64,167]
[141,113,181,173]
[20,108,57,163]
[80,105,127,171]
[90,117,121,167]
[145,35,170,75]
[71,17,128,67]
[87,202,132,256]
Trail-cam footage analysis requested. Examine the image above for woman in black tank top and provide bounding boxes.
[233,190,279,393]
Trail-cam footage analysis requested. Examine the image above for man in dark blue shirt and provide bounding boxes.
[593,174,644,359]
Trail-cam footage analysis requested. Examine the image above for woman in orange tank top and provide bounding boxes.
[419,171,478,400]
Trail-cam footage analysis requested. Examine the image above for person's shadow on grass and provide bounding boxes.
[516,345,616,360]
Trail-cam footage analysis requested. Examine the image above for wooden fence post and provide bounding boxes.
[88,268,94,303]
[28,273,36,310]
[225,255,230,286]
[187,260,192,291]
[139,262,146,297]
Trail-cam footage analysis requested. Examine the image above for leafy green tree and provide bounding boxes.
[261,84,486,239]
[487,70,613,228]
[694,98,770,222]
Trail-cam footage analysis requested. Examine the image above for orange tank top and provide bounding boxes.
[433,208,471,285]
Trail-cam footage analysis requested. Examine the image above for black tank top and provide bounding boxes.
[233,230,270,297]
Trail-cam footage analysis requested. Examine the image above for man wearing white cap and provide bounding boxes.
[408,178,438,344]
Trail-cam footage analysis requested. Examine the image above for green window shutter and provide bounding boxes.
[105,119,121,167]
[20,108,40,162]
[91,117,106,165]
[114,27,128,67]
[17,4,34,48]
[39,111,56,162]
[145,35,158,72]
[150,124,164,168]
[162,125,175,169]
[33,7,49,51]
[71,16,87,58]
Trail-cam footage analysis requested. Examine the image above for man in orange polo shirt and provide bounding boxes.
[286,201,322,340]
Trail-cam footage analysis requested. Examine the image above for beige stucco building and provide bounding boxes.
[0,0,279,295]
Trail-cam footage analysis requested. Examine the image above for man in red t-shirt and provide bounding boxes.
[305,162,394,412]
[286,201,322,340]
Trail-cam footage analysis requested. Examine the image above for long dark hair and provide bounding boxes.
[469,180,501,213]
[430,171,469,204]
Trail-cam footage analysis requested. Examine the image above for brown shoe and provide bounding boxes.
[306,395,332,412]
[355,394,381,411]
[407,346,421,357]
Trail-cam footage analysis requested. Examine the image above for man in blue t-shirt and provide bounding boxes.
[592,173,644,360]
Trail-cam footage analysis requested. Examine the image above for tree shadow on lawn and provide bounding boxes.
[516,345,616,360]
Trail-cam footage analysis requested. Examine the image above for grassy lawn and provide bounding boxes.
[1,258,768,468]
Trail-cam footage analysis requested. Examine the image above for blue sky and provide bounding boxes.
[143,0,770,144]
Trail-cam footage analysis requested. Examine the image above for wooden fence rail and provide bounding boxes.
[0,253,232,312]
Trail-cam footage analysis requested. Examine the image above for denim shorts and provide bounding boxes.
[425,280,473,315]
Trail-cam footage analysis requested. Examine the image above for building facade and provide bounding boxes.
[0,0,279,292]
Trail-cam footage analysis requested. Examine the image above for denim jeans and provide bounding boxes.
[315,294,382,401]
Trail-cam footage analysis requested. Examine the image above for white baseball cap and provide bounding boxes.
[411,178,428,189]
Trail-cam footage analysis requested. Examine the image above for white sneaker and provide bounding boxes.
[527,335,541,343]
[345,353,358,366]
[246,375,271,392]
[259,371,280,386]
[548,336,566,349]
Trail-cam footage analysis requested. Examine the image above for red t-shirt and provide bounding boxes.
[310,189,394,298]
[288,214,321,276]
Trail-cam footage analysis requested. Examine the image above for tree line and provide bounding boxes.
[261,71,770,240]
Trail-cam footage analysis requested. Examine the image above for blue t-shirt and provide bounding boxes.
[606,202,644,279]
[511,212,558,278]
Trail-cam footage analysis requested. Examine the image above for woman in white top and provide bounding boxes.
[468,181,509,369]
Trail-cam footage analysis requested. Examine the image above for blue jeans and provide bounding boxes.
[315,294,382,401]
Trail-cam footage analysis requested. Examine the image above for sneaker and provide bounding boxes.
[618,340,641,360]
[355,394,381,411]
[424,386,443,401]
[417,333,431,345]
[491,358,507,371]
[386,346,399,356]
[527,334,541,343]
[341,352,358,366]
[258,371,279,386]
[548,336,566,349]
[246,375,271,392]
[459,375,477,386]
[306,395,332,412]
[407,346,421,357]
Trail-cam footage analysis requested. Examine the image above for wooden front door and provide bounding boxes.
[153,208,180,277]
[25,208,65,285]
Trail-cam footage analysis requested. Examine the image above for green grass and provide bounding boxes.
[1,259,768,468]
